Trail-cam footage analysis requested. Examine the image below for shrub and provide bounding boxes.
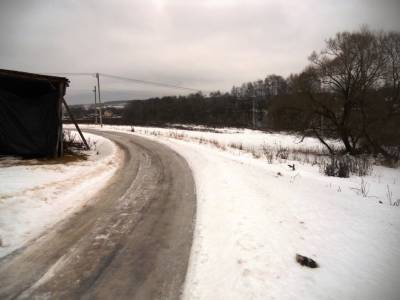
[323,155,350,178]
[322,155,372,177]
[229,142,243,150]
[63,130,90,154]
[276,146,289,160]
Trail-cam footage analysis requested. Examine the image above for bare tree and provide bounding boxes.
[361,31,400,159]
[297,27,400,158]
[383,32,400,104]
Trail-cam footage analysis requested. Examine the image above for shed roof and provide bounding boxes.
[0,69,69,86]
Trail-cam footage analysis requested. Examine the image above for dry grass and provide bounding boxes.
[137,128,377,177]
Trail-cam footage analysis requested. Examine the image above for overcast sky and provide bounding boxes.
[1,0,399,104]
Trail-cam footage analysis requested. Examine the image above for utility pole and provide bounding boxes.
[96,73,103,127]
[93,85,97,124]
[252,97,256,129]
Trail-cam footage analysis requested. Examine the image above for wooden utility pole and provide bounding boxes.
[93,85,98,124]
[252,97,256,129]
[96,73,103,127]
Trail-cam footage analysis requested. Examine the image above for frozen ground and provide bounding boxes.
[80,124,400,300]
[0,131,121,258]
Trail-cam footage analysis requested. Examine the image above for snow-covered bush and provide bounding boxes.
[63,130,93,155]
[323,156,350,178]
[322,155,372,178]
[275,146,289,160]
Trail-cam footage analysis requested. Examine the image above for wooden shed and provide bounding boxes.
[0,69,69,158]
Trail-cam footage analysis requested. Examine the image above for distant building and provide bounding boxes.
[103,110,113,117]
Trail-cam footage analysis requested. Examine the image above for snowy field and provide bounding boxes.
[81,124,343,161]
[80,124,400,300]
[0,131,121,258]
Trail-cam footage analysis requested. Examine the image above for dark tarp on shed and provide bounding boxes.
[0,69,69,157]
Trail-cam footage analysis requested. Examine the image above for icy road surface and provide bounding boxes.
[0,130,196,299]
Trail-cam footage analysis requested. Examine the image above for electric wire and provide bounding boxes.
[41,72,201,92]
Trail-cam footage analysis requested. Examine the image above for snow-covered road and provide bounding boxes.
[2,123,400,299]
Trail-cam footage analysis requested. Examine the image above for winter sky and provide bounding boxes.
[1,0,399,104]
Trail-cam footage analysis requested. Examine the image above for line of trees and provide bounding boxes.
[122,27,399,160]
[123,93,266,128]
[121,75,289,128]
[231,74,288,98]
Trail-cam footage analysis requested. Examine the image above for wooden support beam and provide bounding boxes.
[62,98,90,150]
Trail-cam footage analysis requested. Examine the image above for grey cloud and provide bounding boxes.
[1,0,399,104]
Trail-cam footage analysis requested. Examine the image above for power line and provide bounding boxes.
[99,73,201,92]
[41,72,202,92]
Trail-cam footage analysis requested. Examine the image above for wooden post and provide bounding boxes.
[62,98,90,150]
[93,85,98,124]
[252,97,256,129]
[96,73,103,127]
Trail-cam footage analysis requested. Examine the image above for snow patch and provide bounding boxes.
[0,132,121,258]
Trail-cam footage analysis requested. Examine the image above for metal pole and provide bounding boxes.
[93,86,97,124]
[96,73,103,127]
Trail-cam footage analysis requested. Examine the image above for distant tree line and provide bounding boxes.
[123,93,268,128]
[121,27,400,159]
[122,74,289,128]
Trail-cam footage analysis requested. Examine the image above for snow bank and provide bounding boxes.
[0,132,121,258]
[83,124,400,300]
[172,141,400,300]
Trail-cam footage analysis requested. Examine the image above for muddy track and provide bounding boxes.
[0,130,196,300]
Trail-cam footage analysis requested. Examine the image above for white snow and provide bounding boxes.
[81,124,400,300]
[0,131,121,258]
[2,122,399,299]
[79,124,343,159]
[173,141,400,300]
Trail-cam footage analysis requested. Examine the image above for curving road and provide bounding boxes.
[0,130,196,300]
